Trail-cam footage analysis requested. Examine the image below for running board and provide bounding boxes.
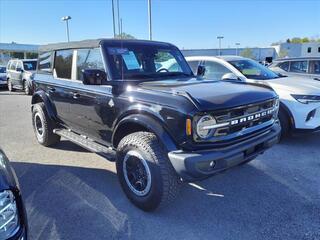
[53,129,116,161]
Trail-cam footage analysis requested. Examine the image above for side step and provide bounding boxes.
[53,129,116,161]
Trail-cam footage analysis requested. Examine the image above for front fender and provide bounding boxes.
[112,114,178,152]
[31,90,57,120]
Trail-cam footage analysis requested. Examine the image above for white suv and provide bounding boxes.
[185,56,320,138]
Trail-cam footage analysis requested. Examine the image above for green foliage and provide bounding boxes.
[240,48,254,59]
[115,32,136,39]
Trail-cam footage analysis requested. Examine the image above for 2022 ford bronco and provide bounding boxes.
[31,39,281,211]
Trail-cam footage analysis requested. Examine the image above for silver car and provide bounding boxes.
[0,66,7,88]
[6,59,37,95]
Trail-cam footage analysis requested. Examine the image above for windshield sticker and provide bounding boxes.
[122,51,140,70]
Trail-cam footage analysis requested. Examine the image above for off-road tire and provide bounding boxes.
[7,79,15,92]
[116,132,181,211]
[32,102,60,146]
[278,109,290,140]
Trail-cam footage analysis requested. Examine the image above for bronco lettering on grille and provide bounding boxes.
[230,108,275,126]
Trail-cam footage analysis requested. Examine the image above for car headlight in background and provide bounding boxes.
[0,190,19,239]
[291,94,320,104]
[196,115,217,139]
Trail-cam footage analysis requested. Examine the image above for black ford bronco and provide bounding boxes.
[31,39,280,211]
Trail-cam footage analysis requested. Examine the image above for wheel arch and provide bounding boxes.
[279,101,295,129]
[31,91,57,120]
[112,114,178,152]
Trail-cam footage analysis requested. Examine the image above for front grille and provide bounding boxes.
[212,98,278,138]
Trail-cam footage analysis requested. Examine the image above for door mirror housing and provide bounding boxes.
[197,65,206,77]
[221,73,239,81]
[82,69,107,85]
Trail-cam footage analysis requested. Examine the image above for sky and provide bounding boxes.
[0,0,319,49]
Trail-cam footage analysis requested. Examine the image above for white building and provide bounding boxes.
[0,42,39,65]
[273,42,320,58]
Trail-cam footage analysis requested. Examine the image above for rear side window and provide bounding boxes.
[54,50,73,79]
[290,61,308,73]
[38,52,53,73]
[278,61,289,71]
[76,48,104,80]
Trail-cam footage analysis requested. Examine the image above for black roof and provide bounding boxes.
[39,38,174,52]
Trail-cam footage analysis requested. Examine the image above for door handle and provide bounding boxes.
[48,86,56,92]
[72,92,80,99]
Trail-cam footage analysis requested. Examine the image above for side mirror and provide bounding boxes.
[221,73,239,81]
[197,65,206,77]
[82,69,107,85]
[16,67,23,72]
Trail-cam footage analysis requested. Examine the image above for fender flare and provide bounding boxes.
[31,90,57,120]
[112,114,178,152]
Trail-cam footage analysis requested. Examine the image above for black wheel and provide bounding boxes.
[7,79,15,92]
[278,109,290,140]
[116,132,181,211]
[23,81,31,95]
[32,102,60,146]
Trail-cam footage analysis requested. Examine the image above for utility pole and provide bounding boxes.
[148,0,152,40]
[235,42,240,56]
[112,0,116,38]
[217,36,224,56]
[120,18,123,38]
[117,0,121,36]
[61,16,71,42]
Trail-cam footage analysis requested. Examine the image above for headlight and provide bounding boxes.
[291,94,320,104]
[0,190,19,239]
[196,115,217,139]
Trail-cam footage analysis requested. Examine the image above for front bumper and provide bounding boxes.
[168,122,281,181]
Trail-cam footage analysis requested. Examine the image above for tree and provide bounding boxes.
[115,32,136,39]
[240,48,254,59]
[279,49,288,58]
[301,37,310,43]
[286,39,291,43]
[291,37,302,43]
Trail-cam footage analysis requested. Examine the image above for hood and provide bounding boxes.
[139,78,276,111]
[264,76,320,95]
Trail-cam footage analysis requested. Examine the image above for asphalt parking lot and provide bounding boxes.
[0,90,319,240]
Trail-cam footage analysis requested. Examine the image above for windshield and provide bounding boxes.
[0,67,6,73]
[104,42,193,81]
[228,59,279,80]
[23,61,37,71]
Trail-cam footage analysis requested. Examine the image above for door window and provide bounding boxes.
[54,50,73,79]
[289,61,308,73]
[309,60,320,74]
[76,48,105,80]
[10,61,16,70]
[204,61,232,80]
[187,60,200,74]
[16,61,22,71]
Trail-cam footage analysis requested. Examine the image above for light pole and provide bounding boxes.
[61,16,71,42]
[148,0,152,40]
[235,42,240,56]
[112,0,116,38]
[217,36,224,56]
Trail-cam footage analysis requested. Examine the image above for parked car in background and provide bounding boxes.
[185,56,320,138]
[0,148,28,239]
[0,66,7,88]
[31,39,280,211]
[6,59,37,95]
[269,57,320,80]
